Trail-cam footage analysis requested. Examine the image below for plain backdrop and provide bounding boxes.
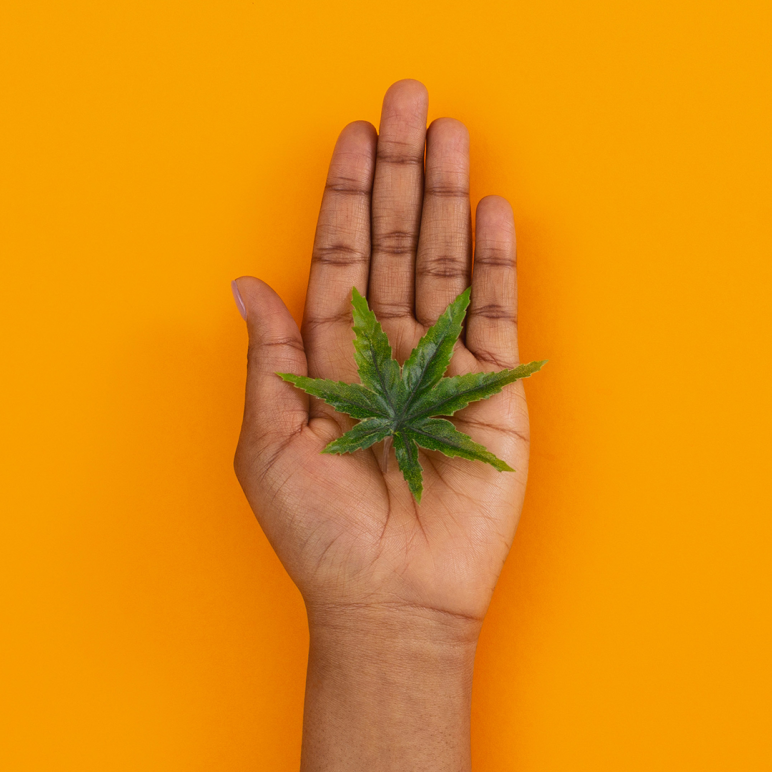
[1,0,770,769]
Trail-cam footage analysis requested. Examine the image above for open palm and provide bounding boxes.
[234,80,534,628]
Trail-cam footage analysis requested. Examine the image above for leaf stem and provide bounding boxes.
[381,436,393,473]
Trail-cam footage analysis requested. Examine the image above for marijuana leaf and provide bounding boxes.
[278,287,546,503]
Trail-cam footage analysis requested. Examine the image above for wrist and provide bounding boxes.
[300,602,479,771]
[307,600,481,661]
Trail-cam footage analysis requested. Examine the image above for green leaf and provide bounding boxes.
[401,287,470,397]
[408,360,547,420]
[394,431,424,503]
[350,287,403,406]
[322,417,393,455]
[277,287,546,502]
[276,373,387,419]
[407,417,514,472]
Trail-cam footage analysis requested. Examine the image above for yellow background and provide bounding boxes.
[2,0,770,769]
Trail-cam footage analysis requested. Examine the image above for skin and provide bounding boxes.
[234,79,531,771]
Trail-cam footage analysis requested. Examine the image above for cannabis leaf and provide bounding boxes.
[278,287,546,503]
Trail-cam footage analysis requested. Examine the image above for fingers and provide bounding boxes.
[303,121,377,377]
[466,196,519,369]
[368,79,428,324]
[415,118,472,326]
[233,277,309,468]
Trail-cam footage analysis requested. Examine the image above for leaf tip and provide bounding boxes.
[351,286,367,304]
[321,439,346,455]
[457,285,472,312]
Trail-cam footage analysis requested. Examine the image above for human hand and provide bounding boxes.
[234,79,530,632]
[233,79,533,770]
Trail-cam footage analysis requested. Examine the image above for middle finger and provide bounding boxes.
[367,80,428,329]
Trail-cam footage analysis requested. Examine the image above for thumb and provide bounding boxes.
[232,277,309,471]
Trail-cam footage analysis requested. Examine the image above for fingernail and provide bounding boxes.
[231,280,247,321]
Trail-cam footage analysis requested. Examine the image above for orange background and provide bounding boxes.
[2,0,770,769]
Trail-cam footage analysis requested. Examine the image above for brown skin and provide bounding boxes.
[234,79,530,771]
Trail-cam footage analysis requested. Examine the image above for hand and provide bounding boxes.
[233,79,532,770]
[234,78,529,627]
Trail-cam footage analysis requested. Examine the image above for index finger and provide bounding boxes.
[302,121,377,379]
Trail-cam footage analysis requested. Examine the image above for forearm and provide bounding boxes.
[300,605,480,772]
